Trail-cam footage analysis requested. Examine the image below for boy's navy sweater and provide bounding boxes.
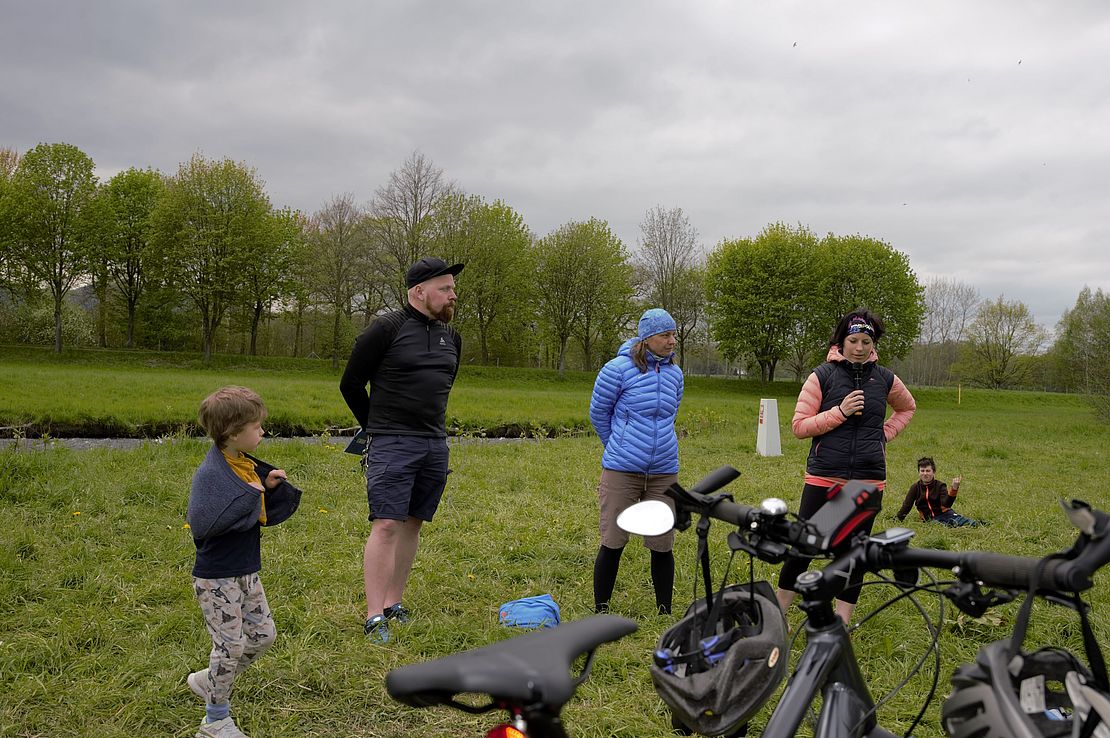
[187,444,263,578]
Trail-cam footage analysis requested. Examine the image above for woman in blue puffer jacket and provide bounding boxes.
[589,308,684,614]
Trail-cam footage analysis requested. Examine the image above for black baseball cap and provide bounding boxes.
[406,257,465,288]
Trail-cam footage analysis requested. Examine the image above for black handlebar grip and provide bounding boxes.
[687,466,741,497]
[963,553,1081,591]
[707,498,758,527]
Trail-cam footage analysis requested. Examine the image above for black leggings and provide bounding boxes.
[777,482,883,605]
[594,545,675,614]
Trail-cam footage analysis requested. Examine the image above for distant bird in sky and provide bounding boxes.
[793,41,797,47]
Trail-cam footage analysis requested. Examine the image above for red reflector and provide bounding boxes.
[487,725,527,738]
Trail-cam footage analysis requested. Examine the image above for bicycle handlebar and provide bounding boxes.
[668,467,1110,596]
[878,502,1110,592]
[885,549,1074,591]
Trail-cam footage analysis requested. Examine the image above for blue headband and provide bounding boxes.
[847,317,875,338]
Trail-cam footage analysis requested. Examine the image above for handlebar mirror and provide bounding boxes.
[616,500,675,536]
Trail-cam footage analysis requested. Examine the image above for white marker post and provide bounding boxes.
[756,398,782,456]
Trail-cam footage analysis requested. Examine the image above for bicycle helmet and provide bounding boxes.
[941,639,1110,738]
[651,581,787,736]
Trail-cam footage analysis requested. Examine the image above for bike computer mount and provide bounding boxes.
[869,527,915,547]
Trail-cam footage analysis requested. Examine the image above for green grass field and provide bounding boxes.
[1,347,1108,737]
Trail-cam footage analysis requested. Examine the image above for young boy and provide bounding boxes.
[895,456,981,527]
[186,386,301,738]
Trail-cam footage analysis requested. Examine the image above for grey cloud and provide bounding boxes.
[4,0,1110,328]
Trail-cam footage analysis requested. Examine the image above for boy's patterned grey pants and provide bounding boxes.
[193,573,277,705]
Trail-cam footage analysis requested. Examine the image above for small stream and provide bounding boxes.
[7,435,554,452]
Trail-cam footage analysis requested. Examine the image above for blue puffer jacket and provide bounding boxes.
[589,338,684,474]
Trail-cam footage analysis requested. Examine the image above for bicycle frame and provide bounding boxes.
[763,595,899,738]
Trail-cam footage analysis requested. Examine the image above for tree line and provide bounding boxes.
[2,142,1106,406]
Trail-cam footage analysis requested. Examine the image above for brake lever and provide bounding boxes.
[670,487,734,533]
[727,529,790,564]
[945,581,1016,617]
[674,507,693,532]
[1039,590,1089,614]
[667,482,697,531]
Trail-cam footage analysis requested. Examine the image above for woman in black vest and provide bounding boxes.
[775,309,916,624]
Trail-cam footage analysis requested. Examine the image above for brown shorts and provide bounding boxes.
[597,468,677,552]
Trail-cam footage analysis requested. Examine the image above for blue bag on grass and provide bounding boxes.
[498,594,561,629]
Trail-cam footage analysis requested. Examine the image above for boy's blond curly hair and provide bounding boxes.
[198,386,267,448]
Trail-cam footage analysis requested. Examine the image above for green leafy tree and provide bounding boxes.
[433,194,535,364]
[570,220,636,371]
[960,296,1047,389]
[234,206,304,356]
[280,211,317,358]
[1052,288,1110,415]
[98,168,165,347]
[813,233,925,361]
[6,143,99,352]
[83,190,114,348]
[666,264,707,369]
[534,218,634,373]
[706,223,820,381]
[309,194,369,368]
[150,154,272,361]
[534,225,588,373]
[0,147,22,301]
[636,205,705,367]
[706,226,923,381]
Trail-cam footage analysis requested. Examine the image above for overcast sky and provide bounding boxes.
[4,1,1108,330]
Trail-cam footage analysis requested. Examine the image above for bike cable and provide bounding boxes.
[848,569,946,738]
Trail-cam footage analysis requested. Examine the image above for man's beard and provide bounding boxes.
[433,303,455,323]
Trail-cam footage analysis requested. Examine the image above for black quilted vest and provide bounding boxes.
[805,360,895,480]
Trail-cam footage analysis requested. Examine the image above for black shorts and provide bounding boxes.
[365,435,450,522]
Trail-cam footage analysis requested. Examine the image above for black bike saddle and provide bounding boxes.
[386,615,638,709]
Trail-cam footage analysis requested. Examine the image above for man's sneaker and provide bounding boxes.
[384,603,411,623]
[364,614,390,643]
[187,668,211,702]
[195,716,249,738]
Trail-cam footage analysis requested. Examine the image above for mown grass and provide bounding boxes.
[1,348,1109,737]
[0,345,803,439]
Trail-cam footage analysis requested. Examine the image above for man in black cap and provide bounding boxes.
[340,256,464,643]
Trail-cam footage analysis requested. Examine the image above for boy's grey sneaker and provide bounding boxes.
[195,716,249,738]
[384,603,411,623]
[187,668,211,702]
[364,614,390,643]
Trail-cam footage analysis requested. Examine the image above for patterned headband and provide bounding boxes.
[847,317,875,338]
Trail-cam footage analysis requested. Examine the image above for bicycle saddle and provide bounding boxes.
[386,615,638,709]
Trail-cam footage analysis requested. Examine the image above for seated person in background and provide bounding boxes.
[895,456,982,527]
